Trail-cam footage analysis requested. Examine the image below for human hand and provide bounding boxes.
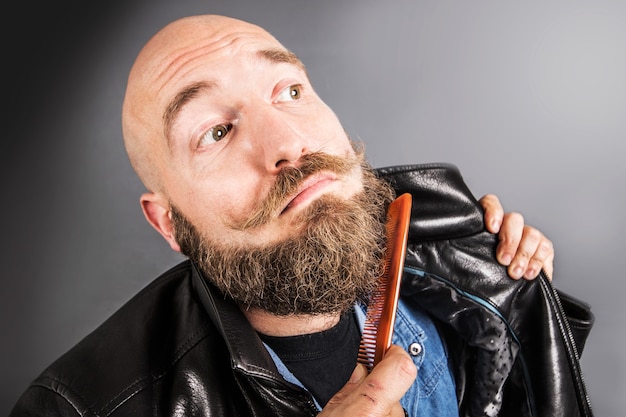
[479,194,554,280]
[319,345,416,417]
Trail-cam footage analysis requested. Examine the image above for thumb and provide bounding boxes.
[327,363,368,404]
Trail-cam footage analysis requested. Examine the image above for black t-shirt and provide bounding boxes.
[259,309,361,407]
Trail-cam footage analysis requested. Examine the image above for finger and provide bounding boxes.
[356,346,416,411]
[391,402,408,417]
[325,363,368,404]
[542,246,554,281]
[322,345,416,416]
[479,194,504,233]
[520,232,554,281]
[507,225,543,280]
[495,212,524,270]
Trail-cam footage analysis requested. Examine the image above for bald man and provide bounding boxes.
[11,15,556,417]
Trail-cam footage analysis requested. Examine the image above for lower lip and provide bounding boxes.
[285,179,335,212]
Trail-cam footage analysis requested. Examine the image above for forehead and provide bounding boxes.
[137,21,302,117]
[138,18,286,92]
[124,17,303,143]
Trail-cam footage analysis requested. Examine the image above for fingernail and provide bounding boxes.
[349,365,365,383]
[513,266,524,278]
[500,254,512,265]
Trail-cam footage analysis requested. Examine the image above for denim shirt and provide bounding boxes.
[264,277,459,416]
[389,296,459,416]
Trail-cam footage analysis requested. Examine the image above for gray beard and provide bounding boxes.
[171,156,395,316]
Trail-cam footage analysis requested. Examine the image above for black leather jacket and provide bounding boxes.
[11,164,594,417]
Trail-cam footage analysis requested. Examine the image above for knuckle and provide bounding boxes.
[397,354,418,381]
[481,194,498,206]
[507,211,524,224]
[528,258,543,270]
[513,244,532,261]
[523,227,542,244]
[499,213,525,243]
[480,193,496,202]
[538,238,553,255]
[516,250,531,261]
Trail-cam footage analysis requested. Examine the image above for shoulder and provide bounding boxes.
[12,260,217,416]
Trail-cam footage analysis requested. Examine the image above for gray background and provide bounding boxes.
[3,0,624,415]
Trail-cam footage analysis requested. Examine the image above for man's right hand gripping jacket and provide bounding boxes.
[376,163,594,417]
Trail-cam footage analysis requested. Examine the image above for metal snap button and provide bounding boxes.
[408,342,422,356]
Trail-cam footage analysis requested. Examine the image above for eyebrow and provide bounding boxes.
[257,48,306,71]
[163,81,215,146]
[163,48,306,146]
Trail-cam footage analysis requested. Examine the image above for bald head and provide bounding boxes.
[122,15,291,192]
[119,13,356,254]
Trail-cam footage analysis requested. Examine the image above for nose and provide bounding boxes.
[246,105,311,174]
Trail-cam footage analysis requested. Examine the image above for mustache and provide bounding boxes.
[232,152,361,230]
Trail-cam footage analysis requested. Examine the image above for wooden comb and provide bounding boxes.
[357,192,412,371]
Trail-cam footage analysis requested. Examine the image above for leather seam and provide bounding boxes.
[97,323,212,415]
[31,376,96,416]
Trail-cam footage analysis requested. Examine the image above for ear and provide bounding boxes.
[140,193,182,253]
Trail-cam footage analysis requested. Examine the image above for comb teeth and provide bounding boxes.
[357,263,392,370]
[357,324,381,369]
[357,193,412,372]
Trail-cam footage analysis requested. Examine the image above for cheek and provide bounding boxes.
[165,154,273,234]
[302,119,351,155]
[316,109,353,153]
[181,178,267,232]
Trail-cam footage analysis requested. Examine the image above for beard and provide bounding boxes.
[171,149,396,316]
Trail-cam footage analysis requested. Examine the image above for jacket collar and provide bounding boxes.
[374,163,484,240]
[190,262,286,380]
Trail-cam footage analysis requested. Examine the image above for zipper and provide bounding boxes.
[538,273,594,416]
[404,265,595,417]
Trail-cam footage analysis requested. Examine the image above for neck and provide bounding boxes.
[241,307,341,337]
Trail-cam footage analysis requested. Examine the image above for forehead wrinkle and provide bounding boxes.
[163,81,215,148]
[159,40,305,148]
[158,30,273,88]
[155,35,280,144]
